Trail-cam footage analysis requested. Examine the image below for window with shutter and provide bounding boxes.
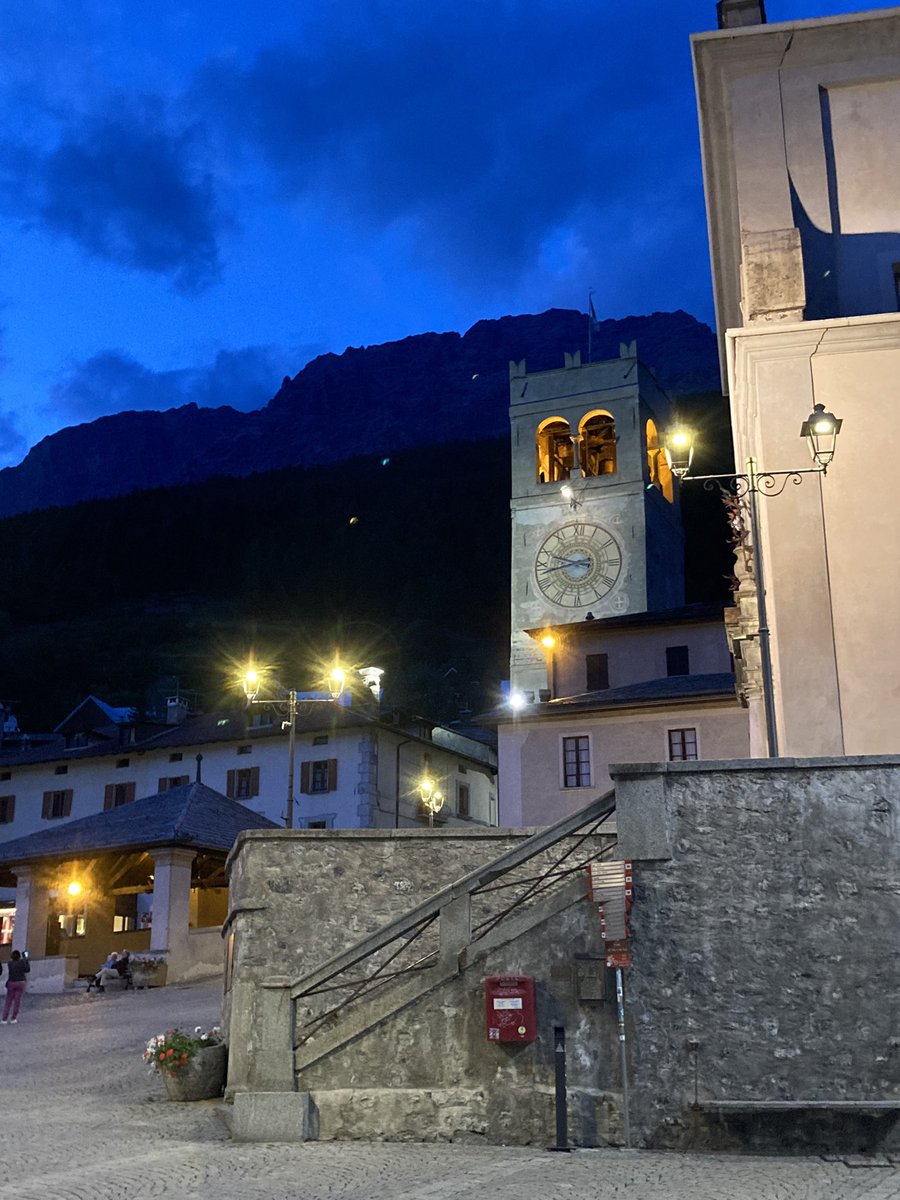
[0,795,14,824]
[309,760,336,793]
[233,767,259,799]
[42,789,73,819]
[300,762,312,794]
[158,775,189,793]
[105,782,136,810]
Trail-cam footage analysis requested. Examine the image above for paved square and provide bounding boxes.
[0,981,897,1200]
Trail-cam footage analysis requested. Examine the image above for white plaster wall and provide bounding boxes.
[0,727,496,843]
[728,314,900,756]
[497,703,750,827]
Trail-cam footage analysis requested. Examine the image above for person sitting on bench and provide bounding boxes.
[88,951,123,992]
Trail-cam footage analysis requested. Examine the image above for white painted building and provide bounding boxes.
[0,695,498,849]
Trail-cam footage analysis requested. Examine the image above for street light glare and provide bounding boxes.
[67,881,82,897]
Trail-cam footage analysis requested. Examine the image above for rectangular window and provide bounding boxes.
[313,734,329,746]
[116,758,130,769]
[306,820,328,829]
[0,771,11,782]
[300,759,338,795]
[0,912,13,945]
[113,894,137,933]
[0,796,14,824]
[54,764,68,775]
[157,775,189,792]
[457,782,470,817]
[237,744,252,755]
[42,789,73,819]
[586,653,610,691]
[104,782,136,810]
[893,262,900,310]
[458,763,468,774]
[666,645,690,676]
[169,752,183,763]
[562,736,591,788]
[668,728,699,761]
[249,711,273,728]
[226,766,260,801]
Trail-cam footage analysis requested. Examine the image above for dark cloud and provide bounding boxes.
[195,0,705,290]
[50,345,293,423]
[0,99,227,293]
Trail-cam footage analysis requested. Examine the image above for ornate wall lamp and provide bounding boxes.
[663,402,842,757]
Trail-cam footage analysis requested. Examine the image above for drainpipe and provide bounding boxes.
[394,738,414,828]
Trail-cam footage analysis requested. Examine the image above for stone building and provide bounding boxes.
[496,344,749,825]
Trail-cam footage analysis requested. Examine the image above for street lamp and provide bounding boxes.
[663,402,842,758]
[419,776,445,827]
[242,664,347,829]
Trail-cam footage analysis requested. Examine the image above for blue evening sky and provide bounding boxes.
[0,0,876,467]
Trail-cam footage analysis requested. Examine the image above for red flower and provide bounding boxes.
[167,1049,174,1056]
[158,1052,165,1061]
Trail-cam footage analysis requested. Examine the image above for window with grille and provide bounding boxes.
[668,728,699,761]
[562,736,591,788]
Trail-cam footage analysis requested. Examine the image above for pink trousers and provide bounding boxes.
[2,981,25,1020]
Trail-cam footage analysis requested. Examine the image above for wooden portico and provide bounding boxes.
[0,781,276,989]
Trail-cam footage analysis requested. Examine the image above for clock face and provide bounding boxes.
[534,522,623,608]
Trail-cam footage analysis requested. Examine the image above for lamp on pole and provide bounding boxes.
[418,776,445,827]
[664,402,842,758]
[242,665,347,829]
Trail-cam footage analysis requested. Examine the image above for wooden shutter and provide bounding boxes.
[0,795,15,823]
[226,769,236,799]
[326,759,338,792]
[104,784,115,811]
[42,791,52,819]
[158,777,168,793]
[125,782,136,805]
[299,762,311,794]
[62,789,73,816]
[249,766,260,798]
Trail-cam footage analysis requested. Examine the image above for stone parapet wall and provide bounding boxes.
[612,756,900,1151]
[224,824,621,1144]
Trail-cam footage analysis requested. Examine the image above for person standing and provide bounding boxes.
[1,950,30,1023]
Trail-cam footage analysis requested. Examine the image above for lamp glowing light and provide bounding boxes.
[66,881,82,898]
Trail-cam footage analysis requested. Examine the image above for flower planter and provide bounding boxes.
[162,1042,227,1102]
[131,962,168,988]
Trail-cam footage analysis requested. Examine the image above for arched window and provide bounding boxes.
[646,418,674,502]
[579,411,616,477]
[536,418,574,483]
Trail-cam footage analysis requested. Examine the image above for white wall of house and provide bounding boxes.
[0,723,497,843]
[498,702,750,827]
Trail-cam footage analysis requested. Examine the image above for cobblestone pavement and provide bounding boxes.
[1,981,899,1200]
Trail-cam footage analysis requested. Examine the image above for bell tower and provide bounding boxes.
[509,346,686,695]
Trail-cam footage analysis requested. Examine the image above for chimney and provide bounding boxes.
[166,696,189,725]
[717,0,766,28]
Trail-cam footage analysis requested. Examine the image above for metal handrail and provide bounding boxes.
[290,790,615,1003]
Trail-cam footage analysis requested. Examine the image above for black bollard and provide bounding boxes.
[549,1024,570,1151]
